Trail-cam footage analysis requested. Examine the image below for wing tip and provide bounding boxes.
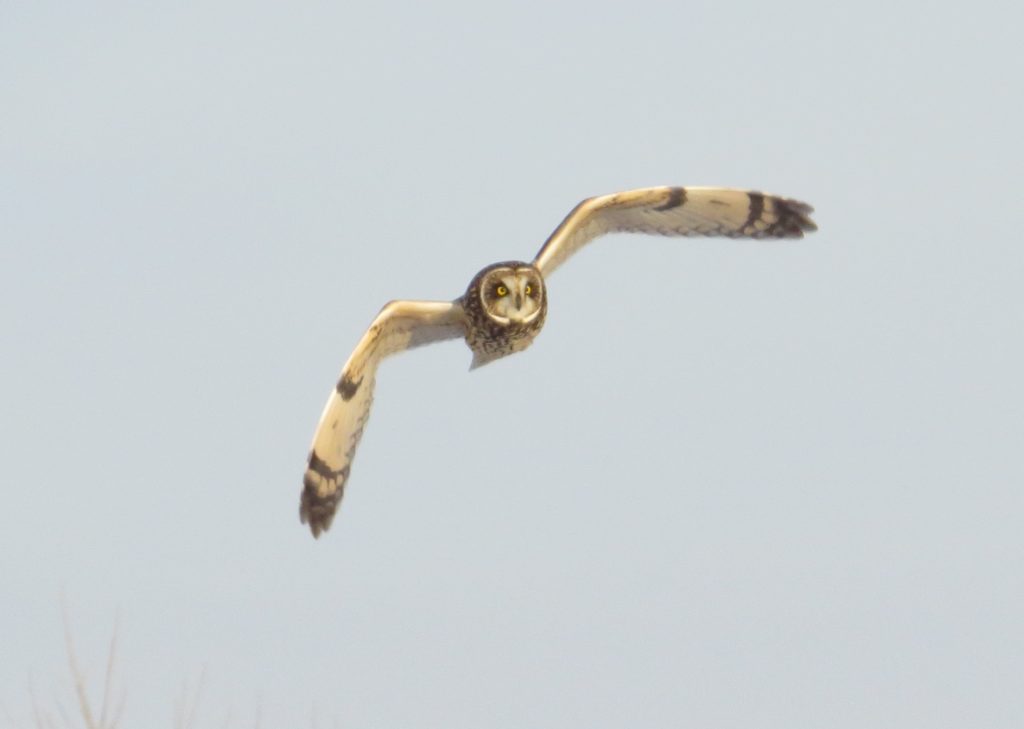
[300,475,339,538]
[773,197,818,237]
[300,456,348,539]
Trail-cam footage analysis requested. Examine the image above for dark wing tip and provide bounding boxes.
[773,197,818,237]
[300,474,340,538]
[300,455,349,538]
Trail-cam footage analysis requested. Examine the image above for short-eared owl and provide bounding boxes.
[301,186,817,537]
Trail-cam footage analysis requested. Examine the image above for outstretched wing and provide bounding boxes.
[301,300,466,538]
[532,186,817,277]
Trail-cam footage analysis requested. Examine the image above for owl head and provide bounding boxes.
[472,261,546,325]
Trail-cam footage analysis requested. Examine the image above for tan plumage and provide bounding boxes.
[301,186,816,537]
[301,301,465,537]
[533,186,816,276]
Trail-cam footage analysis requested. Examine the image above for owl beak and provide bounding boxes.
[514,292,523,309]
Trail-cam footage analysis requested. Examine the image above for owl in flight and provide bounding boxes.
[301,186,817,537]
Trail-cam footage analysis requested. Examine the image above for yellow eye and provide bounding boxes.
[525,284,532,295]
[496,285,508,296]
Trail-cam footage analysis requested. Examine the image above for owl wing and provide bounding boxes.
[301,300,467,537]
[532,186,817,277]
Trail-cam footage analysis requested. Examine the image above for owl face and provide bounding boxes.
[478,264,545,325]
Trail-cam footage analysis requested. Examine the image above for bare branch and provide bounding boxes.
[61,603,98,729]
[109,690,126,729]
[50,698,72,729]
[98,612,119,729]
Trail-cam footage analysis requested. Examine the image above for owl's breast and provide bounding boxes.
[463,294,547,368]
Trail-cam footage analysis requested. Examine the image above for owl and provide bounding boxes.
[301,186,817,537]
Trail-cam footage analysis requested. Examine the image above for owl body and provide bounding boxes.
[300,186,817,537]
[461,261,547,370]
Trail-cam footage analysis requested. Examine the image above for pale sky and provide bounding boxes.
[2,1,1022,726]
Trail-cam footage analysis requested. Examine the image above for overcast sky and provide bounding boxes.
[2,1,1022,726]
